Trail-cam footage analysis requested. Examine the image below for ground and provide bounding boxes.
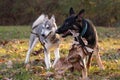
[0,26,120,80]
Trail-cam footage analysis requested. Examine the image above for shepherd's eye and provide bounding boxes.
[66,22,69,25]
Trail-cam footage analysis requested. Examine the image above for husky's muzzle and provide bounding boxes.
[41,29,52,39]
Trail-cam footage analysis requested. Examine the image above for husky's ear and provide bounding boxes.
[43,15,48,24]
[50,15,55,23]
[44,15,48,21]
[69,7,75,16]
[32,14,45,28]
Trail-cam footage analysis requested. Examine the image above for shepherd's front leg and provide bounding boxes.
[94,46,105,70]
[81,58,88,80]
[87,53,93,69]
[52,48,60,67]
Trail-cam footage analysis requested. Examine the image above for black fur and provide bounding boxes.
[56,8,97,49]
[69,7,75,16]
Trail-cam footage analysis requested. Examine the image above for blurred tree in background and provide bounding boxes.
[0,0,120,27]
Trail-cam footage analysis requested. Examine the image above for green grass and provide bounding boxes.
[0,26,120,80]
[0,26,31,40]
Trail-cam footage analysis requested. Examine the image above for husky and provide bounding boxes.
[56,7,104,70]
[25,14,60,69]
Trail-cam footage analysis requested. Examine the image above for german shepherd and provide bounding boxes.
[56,7,104,70]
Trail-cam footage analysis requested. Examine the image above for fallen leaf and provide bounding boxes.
[117,48,120,53]
[114,59,118,63]
[0,59,5,63]
[54,57,72,75]
[31,66,44,74]
[0,40,9,46]
[45,72,54,77]
[32,48,43,55]
[3,77,12,80]
[20,40,25,44]
[6,60,13,68]
[54,74,63,79]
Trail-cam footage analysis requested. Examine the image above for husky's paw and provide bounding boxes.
[24,59,29,64]
[51,64,55,68]
[24,61,28,64]
[100,65,105,70]
[25,63,31,70]
[81,77,90,80]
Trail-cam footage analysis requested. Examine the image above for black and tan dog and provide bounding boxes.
[54,38,93,79]
[56,7,104,70]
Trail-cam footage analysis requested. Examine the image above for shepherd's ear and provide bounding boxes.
[50,15,55,23]
[77,9,85,17]
[69,7,75,16]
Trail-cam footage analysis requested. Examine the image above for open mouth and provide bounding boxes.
[44,31,52,39]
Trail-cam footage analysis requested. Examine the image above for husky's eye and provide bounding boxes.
[46,25,49,28]
[46,25,49,29]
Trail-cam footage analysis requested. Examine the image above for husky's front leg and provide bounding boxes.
[52,48,60,67]
[25,36,38,64]
[44,50,51,69]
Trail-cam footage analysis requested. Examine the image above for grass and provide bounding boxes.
[0,26,31,40]
[0,26,120,80]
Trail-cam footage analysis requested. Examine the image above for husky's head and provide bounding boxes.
[56,7,85,37]
[41,15,57,38]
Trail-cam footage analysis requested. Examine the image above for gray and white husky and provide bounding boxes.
[25,14,60,69]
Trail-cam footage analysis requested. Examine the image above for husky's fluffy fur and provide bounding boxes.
[25,14,60,69]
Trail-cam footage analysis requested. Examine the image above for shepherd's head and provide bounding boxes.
[56,7,85,37]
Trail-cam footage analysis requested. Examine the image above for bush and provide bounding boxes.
[0,0,119,26]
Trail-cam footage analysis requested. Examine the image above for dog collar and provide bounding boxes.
[80,22,88,36]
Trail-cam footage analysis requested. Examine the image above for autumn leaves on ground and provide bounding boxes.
[0,26,120,80]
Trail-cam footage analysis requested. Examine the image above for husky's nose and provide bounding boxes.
[55,30,59,33]
[41,34,45,37]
